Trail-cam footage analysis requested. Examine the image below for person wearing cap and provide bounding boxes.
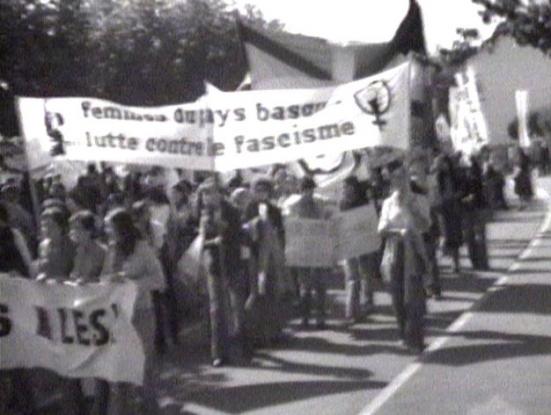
[198,178,246,366]
[378,160,430,353]
[287,176,330,329]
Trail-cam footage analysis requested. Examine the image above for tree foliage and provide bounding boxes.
[474,0,551,53]
[438,28,481,65]
[0,0,283,135]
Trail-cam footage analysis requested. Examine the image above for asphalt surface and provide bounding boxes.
[150,179,549,415]
[367,179,551,415]
[34,177,550,415]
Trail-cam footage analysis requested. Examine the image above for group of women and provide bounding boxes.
[0,145,507,414]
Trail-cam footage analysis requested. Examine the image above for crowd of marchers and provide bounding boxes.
[0,143,537,415]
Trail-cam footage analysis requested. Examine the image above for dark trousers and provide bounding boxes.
[387,239,426,349]
[464,209,489,270]
[153,254,181,353]
[343,253,378,320]
[1,369,36,415]
[206,269,246,361]
[296,267,326,324]
[423,231,441,293]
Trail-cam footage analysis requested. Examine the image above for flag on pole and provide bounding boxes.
[237,0,426,88]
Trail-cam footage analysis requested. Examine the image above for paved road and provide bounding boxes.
[365,179,551,415]
[35,178,549,415]
[149,182,549,415]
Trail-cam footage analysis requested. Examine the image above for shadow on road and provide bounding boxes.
[424,329,551,367]
[478,283,551,315]
[185,379,387,414]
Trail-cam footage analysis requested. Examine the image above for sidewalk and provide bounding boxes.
[364,178,551,415]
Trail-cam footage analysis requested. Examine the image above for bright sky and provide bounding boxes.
[231,0,498,54]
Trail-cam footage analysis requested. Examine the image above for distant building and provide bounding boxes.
[464,36,551,145]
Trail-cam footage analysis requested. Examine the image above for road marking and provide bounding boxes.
[359,195,551,415]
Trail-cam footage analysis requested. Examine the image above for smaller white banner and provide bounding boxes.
[284,204,381,267]
[0,276,145,385]
[450,66,489,155]
[515,90,530,148]
[284,218,335,267]
[334,204,382,260]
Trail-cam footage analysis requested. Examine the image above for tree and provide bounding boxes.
[0,0,283,135]
[473,0,551,53]
[438,28,481,65]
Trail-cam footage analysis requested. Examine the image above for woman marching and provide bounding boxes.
[100,208,165,414]
[378,160,431,353]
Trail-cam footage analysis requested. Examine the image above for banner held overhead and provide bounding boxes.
[16,62,410,172]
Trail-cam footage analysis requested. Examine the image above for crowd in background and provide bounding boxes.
[0,142,539,415]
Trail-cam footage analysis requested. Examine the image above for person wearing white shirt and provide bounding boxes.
[378,160,428,353]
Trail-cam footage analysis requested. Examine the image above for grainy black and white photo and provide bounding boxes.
[1,0,550,414]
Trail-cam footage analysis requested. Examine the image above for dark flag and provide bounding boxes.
[237,0,426,88]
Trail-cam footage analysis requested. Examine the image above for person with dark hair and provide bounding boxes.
[37,206,75,281]
[243,177,288,345]
[35,206,87,415]
[48,181,67,202]
[161,180,198,341]
[287,176,330,329]
[0,202,34,277]
[378,161,429,353]
[131,199,174,354]
[123,171,145,201]
[484,162,508,210]
[99,165,120,201]
[462,154,490,270]
[70,175,100,213]
[197,178,247,366]
[432,154,463,273]
[0,182,35,248]
[514,147,534,210]
[340,176,380,323]
[100,208,164,414]
[227,169,244,192]
[68,210,105,282]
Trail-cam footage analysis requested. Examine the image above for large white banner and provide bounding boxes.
[284,204,381,267]
[450,66,489,155]
[0,276,145,385]
[16,96,213,171]
[16,62,410,172]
